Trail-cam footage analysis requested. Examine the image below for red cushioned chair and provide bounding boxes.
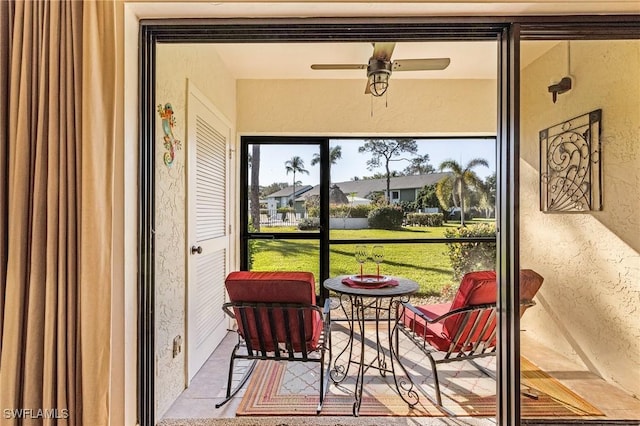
[398,269,544,407]
[216,271,332,413]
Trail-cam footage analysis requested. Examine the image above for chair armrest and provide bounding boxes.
[221,302,236,320]
[402,301,497,324]
[401,301,439,323]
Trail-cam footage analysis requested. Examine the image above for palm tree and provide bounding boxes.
[435,177,454,219]
[284,156,309,207]
[310,145,342,167]
[311,145,342,183]
[437,158,489,226]
[478,173,496,218]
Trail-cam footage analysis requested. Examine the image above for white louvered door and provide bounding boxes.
[186,82,231,382]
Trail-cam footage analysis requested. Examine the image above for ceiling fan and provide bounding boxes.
[310,42,450,97]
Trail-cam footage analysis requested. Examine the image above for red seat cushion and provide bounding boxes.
[225,271,321,352]
[225,271,316,304]
[402,303,452,352]
[402,271,497,352]
[519,269,544,316]
[403,270,544,353]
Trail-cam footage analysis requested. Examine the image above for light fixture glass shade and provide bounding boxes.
[368,72,389,97]
[367,59,392,97]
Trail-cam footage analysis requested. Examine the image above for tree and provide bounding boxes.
[437,158,489,226]
[310,145,342,167]
[311,145,342,183]
[415,184,440,210]
[261,182,289,197]
[435,177,454,219]
[478,173,496,218]
[361,171,401,180]
[358,138,418,203]
[250,145,261,231]
[403,153,435,175]
[284,156,309,207]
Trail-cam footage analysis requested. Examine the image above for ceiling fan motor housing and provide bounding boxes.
[367,58,392,77]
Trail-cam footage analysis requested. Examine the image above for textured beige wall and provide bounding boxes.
[237,78,496,134]
[155,43,236,418]
[520,40,640,396]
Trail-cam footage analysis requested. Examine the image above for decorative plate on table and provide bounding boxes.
[348,274,392,285]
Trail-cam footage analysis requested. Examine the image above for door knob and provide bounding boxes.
[191,245,203,255]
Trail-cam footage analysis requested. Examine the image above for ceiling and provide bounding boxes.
[202,40,558,80]
[213,41,494,80]
[135,2,636,81]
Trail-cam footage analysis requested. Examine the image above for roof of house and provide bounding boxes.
[299,173,450,200]
[265,184,314,199]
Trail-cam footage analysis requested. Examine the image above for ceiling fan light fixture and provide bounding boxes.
[367,59,392,97]
[368,73,389,97]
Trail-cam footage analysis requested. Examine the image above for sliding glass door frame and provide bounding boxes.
[138,15,640,426]
[139,19,514,426]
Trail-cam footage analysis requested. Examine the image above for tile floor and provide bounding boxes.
[519,333,640,421]
[162,321,640,424]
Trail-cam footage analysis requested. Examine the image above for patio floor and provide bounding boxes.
[160,319,640,425]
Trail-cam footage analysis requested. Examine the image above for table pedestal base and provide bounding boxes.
[329,294,420,416]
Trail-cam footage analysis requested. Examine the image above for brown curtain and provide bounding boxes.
[0,1,115,425]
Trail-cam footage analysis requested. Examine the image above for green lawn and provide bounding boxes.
[250,224,480,297]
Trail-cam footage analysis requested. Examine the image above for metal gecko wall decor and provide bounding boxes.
[157,103,182,167]
[539,109,602,212]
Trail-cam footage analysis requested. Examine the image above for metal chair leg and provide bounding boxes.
[317,321,333,413]
[215,349,257,409]
[426,353,443,407]
[469,359,496,378]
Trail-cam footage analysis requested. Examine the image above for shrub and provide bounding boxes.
[368,205,404,230]
[444,223,496,281]
[330,204,373,218]
[304,195,320,218]
[277,206,294,220]
[406,212,444,227]
[329,204,349,218]
[307,204,374,219]
[396,201,417,214]
[297,217,320,230]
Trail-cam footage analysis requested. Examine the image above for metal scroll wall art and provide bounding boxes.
[539,109,602,212]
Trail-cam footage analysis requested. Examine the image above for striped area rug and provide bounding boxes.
[237,357,604,418]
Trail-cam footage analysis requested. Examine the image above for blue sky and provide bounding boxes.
[255,138,496,187]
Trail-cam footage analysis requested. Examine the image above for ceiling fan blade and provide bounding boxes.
[364,80,371,94]
[372,42,396,61]
[310,64,367,70]
[392,58,451,71]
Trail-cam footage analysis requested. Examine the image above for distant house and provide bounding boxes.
[299,173,450,204]
[264,185,314,212]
